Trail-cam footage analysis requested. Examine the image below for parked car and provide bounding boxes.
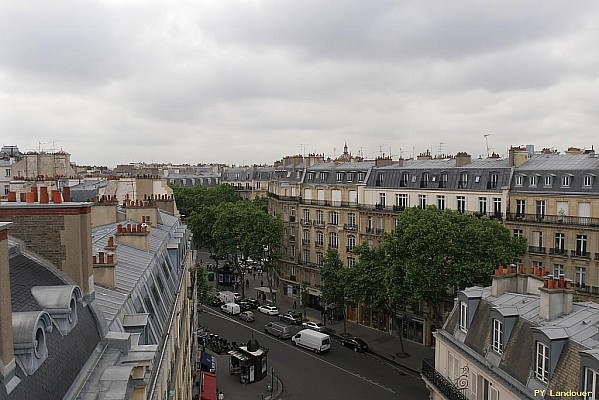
[221,302,241,315]
[286,309,302,319]
[292,329,331,353]
[239,311,255,322]
[258,305,280,316]
[279,313,302,325]
[302,321,326,332]
[264,322,293,339]
[209,296,223,307]
[244,298,261,309]
[233,292,242,301]
[237,301,252,311]
[340,337,369,352]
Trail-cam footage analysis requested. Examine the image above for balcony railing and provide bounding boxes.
[506,212,599,227]
[528,246,546,254]
[302,239,310,246]
[344,224,357,231]
[315,242,323,248]
[300,219,311,226]
[571,250,590,259]
[346,246,354,253]
[421,359,468,400]
[314,220,325,227]
[301,199,358,208]
[366,227,375,234]
[289,215,296,222]
[549,248,568,256]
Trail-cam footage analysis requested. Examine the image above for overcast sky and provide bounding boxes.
[1,1,598,167]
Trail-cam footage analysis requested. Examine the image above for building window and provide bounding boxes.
[401,172,409,186]
[304,209,310,223]
[440,172,448,188]
[535,341,550,383]
[367,216,373,231]
[347,212,356,228]
[418,194,427,209]
[420,172,429,187]
[316,210,324,225]
[347,235,356,252]
[514,229,523,237]
[536,200,546,219]
[576,234,588,257]
[584,175,593,187]
[395,194,408,208]
[478,197,487,214]
[544,175,553,187]
[554,233,565,253]
[516,199,526,217]
[316,252,323,267]
[437,195,446,210]
[4,169,10,177]
[302,250,310,263]
[530,175,538,187]
[459,301,468,332]
[357,172,365,182]
[448,352,460,383]
[3,185,8,195]
[319,172,327,181]
[457,196,466,213]
[329,211,339,225]
[515,175,524,186]
[377,217,384,233]
[347,257,356,267]
[489,173,499,189]
[493,198,502,217]
[303,230,310,244]
[316,231,324,247]
[575,267,587,286]
[347,172,354,182]
[584,367,599,399]
[492,319,504,354]
[329,232,338,249]
[379,193,386,207]
[336,172,343,182]
[561,175,571,187]
[553,264,564,278]
[377,172,384,186]
[459,172,468,188]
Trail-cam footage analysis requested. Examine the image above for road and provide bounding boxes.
[199,305,429,400]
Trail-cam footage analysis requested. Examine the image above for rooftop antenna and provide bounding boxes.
[484,134,491,158]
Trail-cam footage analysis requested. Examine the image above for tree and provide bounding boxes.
[196,267,213,306]
[320,249,347,332]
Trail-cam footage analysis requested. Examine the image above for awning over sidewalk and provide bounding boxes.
[253,286,278,294]
[200,372,217,400]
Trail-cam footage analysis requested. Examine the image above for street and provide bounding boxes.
[199,306,429,400]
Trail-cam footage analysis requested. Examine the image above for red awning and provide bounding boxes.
[200,372,217,400]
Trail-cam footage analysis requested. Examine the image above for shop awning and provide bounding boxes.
[200,372,217,400]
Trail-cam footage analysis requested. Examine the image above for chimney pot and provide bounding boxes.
[99,252,105,264]
[51,190,62,203]
[107,254,114,264]
[39,187,49,203]
[93,255,97,264]
[63,186,71,202]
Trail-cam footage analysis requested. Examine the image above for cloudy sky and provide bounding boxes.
[1,1,598,167]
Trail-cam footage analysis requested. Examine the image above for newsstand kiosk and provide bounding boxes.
[228,337,268,384]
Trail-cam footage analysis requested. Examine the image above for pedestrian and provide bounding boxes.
[260,280,264,287]
[293,300,297,309]
[218,391,224,400]
[253,271,256,280]
[246,279,249,288]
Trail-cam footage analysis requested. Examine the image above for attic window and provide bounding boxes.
[584,175,594,187]
[459,302,468,332]
[475,176,480,183]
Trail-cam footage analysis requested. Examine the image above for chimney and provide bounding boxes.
[508,146,529,167]
[93,249,117,289]
[539,275,574,321]
[0,222,19,393]
[115,223,149,252]
[62,186,71,202]
[375,156,393,167]
[455,152,472,167]
[0,203,95,302]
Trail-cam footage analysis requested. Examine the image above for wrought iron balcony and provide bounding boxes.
[506,212,599,227]
[549,248,568,256]
[343,224,357,231]
[421,359,468,400]
[528,246,546,254]
[571,250,590,259]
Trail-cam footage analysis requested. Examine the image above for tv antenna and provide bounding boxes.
[484,134,492,158]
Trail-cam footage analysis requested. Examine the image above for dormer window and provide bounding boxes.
[535,341,550,383]
[459,172,468,188]
[459,301,468,332]
[561,174,572,187]
[515,174,524,186]
[584,174,594,187]
[489,172,499,188]
[337,172,343,182]
[530,175,538,187]
[347,172,354,182]
[357,172,365,182]
[492,319,504,354]
[544,175,554,187]
[308,172,315,181]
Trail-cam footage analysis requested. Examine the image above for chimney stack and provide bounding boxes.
[0,222,19,393]
[539,275,574,320]
[455,152,472,167]
[508,146,529,167]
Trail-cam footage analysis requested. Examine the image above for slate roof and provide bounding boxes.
[0,248,101,400]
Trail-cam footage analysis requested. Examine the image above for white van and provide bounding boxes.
[221,302,241,315]
[218,291,236,304]
[291,329,331,353]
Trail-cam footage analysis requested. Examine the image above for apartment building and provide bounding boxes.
[0,187,194,399]
[505,146,599,299]
[221,165,273,200]
[425,266,598,400]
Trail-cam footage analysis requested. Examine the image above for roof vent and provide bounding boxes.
[12,311,53,376]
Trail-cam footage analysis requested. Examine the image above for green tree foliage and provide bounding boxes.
[320,248,345,308]
[391,206,527,306]
[196,267,213,305]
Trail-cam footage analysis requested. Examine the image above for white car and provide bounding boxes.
[258,305,280,316]
[302,321,326,332]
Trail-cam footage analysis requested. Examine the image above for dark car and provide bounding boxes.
[286,309,302,319]
[340,337,369,353]
[237,301,252,311]
[209,296,222,307]
[244,298,261,309]
[278,313,302,325]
